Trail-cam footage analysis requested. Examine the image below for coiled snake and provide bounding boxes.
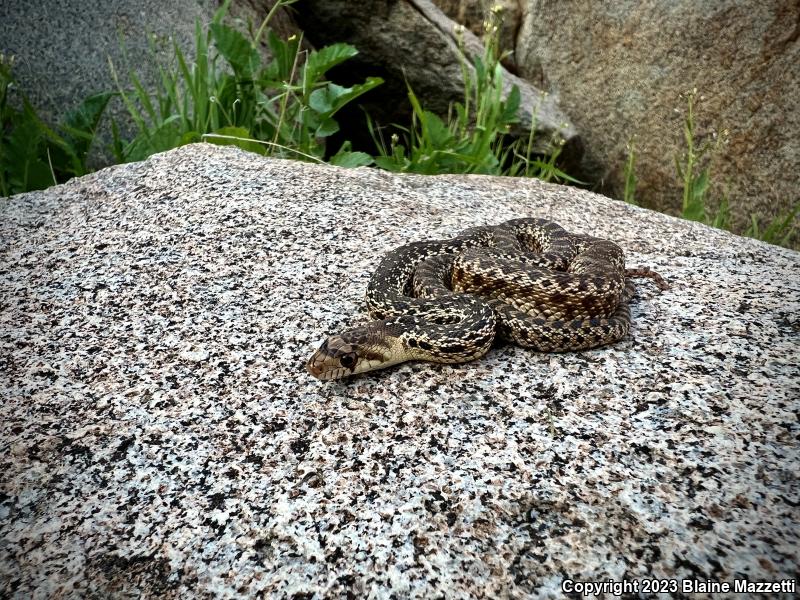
[306,218,667,380]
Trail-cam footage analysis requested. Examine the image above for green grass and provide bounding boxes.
[744,202,799,247]
[621,89,798,247]
[3,3,795,249]
[674,88,722,223]
[1,53,114,197]
[367,6,578,183]
[623,138,637,205]
[2,3,576,195]
[110,0,381,166]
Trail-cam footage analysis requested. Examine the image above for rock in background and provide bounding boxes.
[434,0,800,234]
[0,0,301,166]
[294,0,582,167]
[3,0,797,240]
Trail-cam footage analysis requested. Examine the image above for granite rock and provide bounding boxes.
[1,144,798,598]
[513,0,800,237]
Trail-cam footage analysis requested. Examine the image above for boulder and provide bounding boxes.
[1,144,798,596]
[508,0,799,234]
[295,0,581,164]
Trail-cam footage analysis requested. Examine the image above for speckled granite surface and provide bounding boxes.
[1,144,798,598]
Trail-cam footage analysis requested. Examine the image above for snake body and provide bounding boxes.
[306,218,666,380]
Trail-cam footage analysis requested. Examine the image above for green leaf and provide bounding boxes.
[180,131,202,145]
[210,23,260,77]
[374,155,404,171]
[682,196,706,222]
[474,55,486,87]
[710,196,730,229]
[304,43,358,86]
[110,118,125,163]
[692,169,709,200]
[124,117,183,162]
[329,151,373,168]
[420,110,451,148]
[315,117,339,138]
[453,101,468,129]
[16,98,82,181]
[58,91,116,171]
[623,142,637,205]
[129,68,157,123]
[759,202,799,245]
[265,30,300,82]
[4,115,52,193]
[12,156,52,193]
[211,0,233,25]
[500,84,521,124]
[745,214,760,238]
[682,169,709,222]
[300,108,320,132]
[308,87,333,114]
[308,77,383,119]
[61,91,116,141]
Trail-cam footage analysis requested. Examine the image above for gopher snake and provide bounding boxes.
[307,218,666,380]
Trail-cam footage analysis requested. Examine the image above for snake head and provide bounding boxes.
[306,326,401,380]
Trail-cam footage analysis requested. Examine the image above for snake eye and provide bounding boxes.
[339,352,358,370]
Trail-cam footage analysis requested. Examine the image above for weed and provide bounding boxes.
[1,54,114,197]
[506,108,581,183]
[369,6,576,182]
[623,138,637,205]
[709,191,730,230]
[111,0,382,165]
[674,88,725,222]
[745,202,799,247]
[671,88,797,247]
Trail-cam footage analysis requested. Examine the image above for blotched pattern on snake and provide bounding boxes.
[307,218,667,380]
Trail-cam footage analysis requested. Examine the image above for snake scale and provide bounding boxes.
[307,218,667,380]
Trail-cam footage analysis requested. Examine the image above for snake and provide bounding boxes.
[306,218,667,380]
